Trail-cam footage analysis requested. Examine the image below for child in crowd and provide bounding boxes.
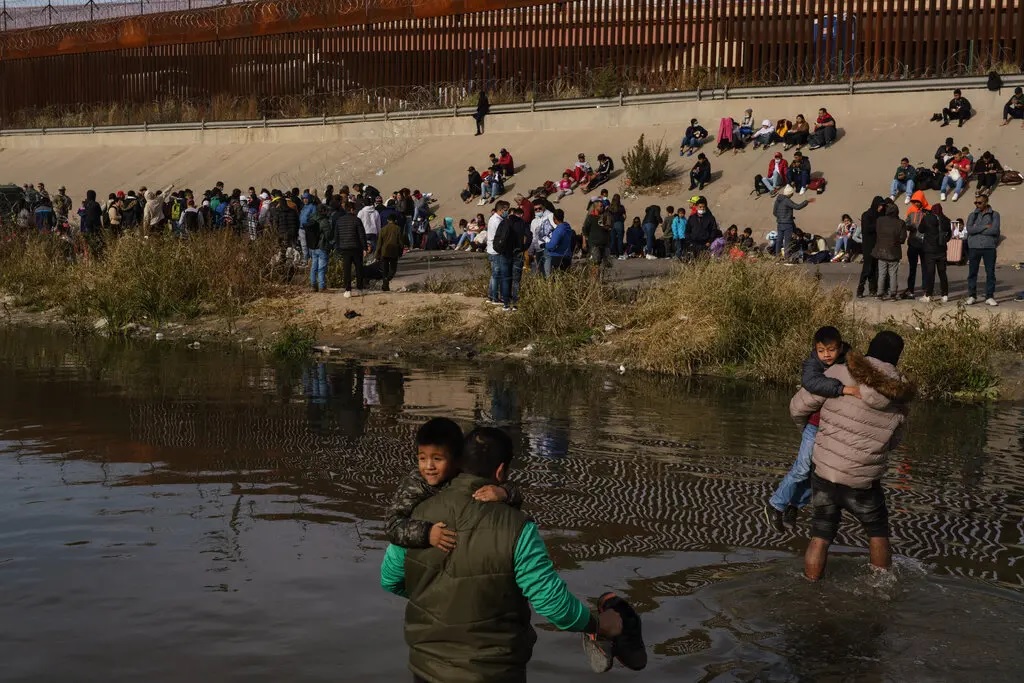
[833,214,855,261]
[386,418,522,551]
[740,227,756,250]
[765,326,860,532]
[555,173,574,203]
[671,207,688,260]
[625,217,645,257]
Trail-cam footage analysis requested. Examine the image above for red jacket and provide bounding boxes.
[767,158,789,183]
[499,152,515,176]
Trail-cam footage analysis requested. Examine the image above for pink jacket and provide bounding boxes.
[790,352,916,489]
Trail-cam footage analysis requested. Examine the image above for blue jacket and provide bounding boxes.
[671,215,687,240]
[546,222,574,258]
[300,203,317,228]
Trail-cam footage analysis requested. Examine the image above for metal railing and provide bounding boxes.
[1,73,1020,138]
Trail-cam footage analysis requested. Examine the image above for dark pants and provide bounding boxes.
[380,257,398,291]
[783,130,809,146]
[977,172,999,193]
[689,168,711,190]
[967,247,997,300]
[510,253,525,305]
[496,254,513,307]
[1003,104,1024,120]
[857,244,878,295]
[809,126,836,147]
[905,244,922,293]
[942,108,971,126]
[810,474,890,543]
[922,253,948,296]
[340,248,364,291]
[473,112,485,134]
[642,222,657,255]
[610,221,624,256]
[549,254,572,272]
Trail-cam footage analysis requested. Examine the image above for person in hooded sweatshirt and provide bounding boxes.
[771,185,811,260]
[790,331,916,581]
[871,201,907,300]
[901,191,933,299]
[856,196,887,298]
[685,198,718,257]
[920,203,952,302]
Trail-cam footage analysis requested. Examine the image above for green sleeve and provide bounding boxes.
[513,522,591,631]
[380,544,408,598]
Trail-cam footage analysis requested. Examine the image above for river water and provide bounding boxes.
[1,327,1022,682]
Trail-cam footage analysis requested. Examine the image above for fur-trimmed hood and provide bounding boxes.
[847,351,916,404]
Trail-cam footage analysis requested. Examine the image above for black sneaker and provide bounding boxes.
[599,592,647,671]
[763,504,786,532]
[582,632,613,673]
[783,505,799,529]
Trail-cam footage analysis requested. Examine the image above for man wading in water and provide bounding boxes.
[789,332,915,580]
[380,428,627,682]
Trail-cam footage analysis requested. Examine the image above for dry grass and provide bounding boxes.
[616,259,851,383]
[0,229,284,330]
[395,301,464,339]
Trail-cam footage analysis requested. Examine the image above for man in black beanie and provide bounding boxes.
[789,331,916,581]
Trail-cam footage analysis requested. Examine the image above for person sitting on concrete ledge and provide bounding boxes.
[939,150,971,202]
[498,148,515,177]
[688,153,712,191]
[750,119,774,149]
[1002,86,1024,126]
[461,166,482,203]
[789,151,812,195]
[782,114,810,150]
[889,158,917,204]
[941,88,972,128]
[680,118,709,156]
[973,151,1004,196]
[808,108,837,149]
[934,137,959,166]
[568,153,592,186]
[763,152,789,195]
[585,154,614,191]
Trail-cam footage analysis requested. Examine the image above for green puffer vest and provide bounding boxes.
[404,473,534,683]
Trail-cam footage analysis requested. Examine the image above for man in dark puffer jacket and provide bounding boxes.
[331,200,367,296]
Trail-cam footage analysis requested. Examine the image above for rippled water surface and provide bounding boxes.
[1,327,1023,682]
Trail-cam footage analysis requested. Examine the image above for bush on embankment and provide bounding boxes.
[0,229,282,330]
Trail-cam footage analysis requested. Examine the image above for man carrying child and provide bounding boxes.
[790,332,915,580]
[381,422,641,682]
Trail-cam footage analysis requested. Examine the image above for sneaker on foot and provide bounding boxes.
[783,505,799,529]
[919,295,931,303]
[645,254,657,260]
[888,195,896,202]
[343,290,351,298]
[940,192,947,201]
[966,296,976,305]
[952,192,960,202]
[986,297,999,306]
[799,187,807,195]
[763,504,786,532]
[582,633,614,673]
[598,593,647,671]
[904,196,911,205]
[942,295,949,303]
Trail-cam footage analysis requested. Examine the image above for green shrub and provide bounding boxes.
[270,323,319,361]
[621,134,672,188]
[898,308,998,399]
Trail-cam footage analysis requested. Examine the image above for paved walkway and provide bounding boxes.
[392,250,1024,306]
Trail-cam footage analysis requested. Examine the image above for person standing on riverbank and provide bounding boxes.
[856,196,886,298]
[332,201,368,297]
[380,427,623,682]
[772,185,812,259]
[872,203,907,300]
[790,332,915,581]
[965,194,1001,306]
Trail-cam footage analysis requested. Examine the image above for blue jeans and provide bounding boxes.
[940,175,965,195]
[770,423,818,511]
[683,136,703,149]
[309,249,328,289]
[455,233,473,249]
[763,170,783,192]
[536,248,550,278]
[611,221,624,256]
[496,254,513,307]
[967,247,997,300]
[890,179,915,197]
[674,237,687,259]
[488,253,501,302]
[642,222,657,255]
[510,253,524,304]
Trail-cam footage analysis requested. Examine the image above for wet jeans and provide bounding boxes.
[770,423,818,511]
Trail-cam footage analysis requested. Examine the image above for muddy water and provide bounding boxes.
[1,327,1023,682]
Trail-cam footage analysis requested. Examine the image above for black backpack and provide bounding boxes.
[492,218,511,253]
[752,174,769,196]
[987,71,1003,91]
[305,214,322,249]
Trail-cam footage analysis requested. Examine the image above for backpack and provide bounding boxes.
[1001,169,1024,185]
[305,214,322,249]
[492,218,511,253]
[987,71,1003,91]
[807,177,827,194]
[752,174,769,196]
[915,167,934,188]
[101,203,111,230]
